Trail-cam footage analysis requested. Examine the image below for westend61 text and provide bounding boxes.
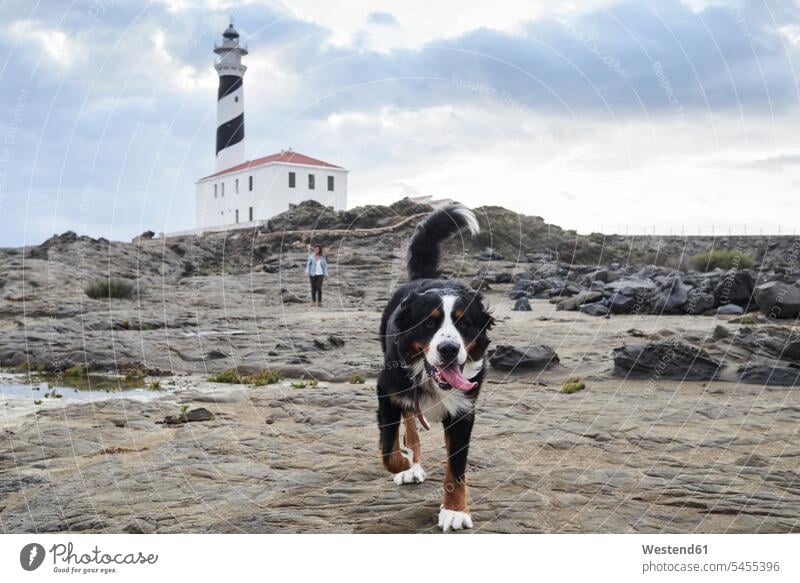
[642,544,708,555]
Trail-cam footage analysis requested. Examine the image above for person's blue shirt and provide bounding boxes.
[305,254,329,276]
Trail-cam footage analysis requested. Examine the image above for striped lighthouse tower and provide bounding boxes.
[214,23,248,172]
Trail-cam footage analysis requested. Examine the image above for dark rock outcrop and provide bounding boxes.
[738,363,800,387]
[161,408,215,425]
[651,276,689,314]
[612,341,722,381]
[714,270,755,308]
[754,280,800,319]
[607,293,637,314]
[489,344,559,371]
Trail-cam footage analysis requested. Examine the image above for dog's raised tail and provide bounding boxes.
[407,204,480,281]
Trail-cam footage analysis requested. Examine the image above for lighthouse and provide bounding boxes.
[214,23,247,172]
[192,23,349,234]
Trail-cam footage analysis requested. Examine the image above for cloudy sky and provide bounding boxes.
[1,0,799,246]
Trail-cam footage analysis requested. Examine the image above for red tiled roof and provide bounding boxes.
[201,151,343,180]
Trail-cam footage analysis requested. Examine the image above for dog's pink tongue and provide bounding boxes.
[439,364,477,392]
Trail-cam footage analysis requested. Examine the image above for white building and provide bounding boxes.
[195,149,348,229]
[195,24,348,231]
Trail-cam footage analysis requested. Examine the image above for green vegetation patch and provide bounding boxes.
[689,250,754,271]
[209,369,283,386]
[85,278,135,300]
[562,378,586,394]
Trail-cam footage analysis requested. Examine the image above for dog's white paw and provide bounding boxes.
[393,463,427,485]
[438,506,473,532]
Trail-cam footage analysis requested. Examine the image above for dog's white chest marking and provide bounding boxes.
[418,378,473,422]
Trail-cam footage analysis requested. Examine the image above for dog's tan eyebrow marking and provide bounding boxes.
[431,307,441,319]
[454,308,464,320]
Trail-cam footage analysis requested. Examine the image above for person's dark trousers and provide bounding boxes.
[310,275,324,304]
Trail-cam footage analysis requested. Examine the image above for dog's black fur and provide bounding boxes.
[376,205,494,530]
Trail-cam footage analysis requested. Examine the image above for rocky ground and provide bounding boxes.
[1,200,799,533]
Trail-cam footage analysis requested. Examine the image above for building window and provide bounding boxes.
[234,96,239,102]
[249,207,253,221]
[248,176,253,191]
[221,182,225,197]
[236,209,239,224]
[235,178,239,194]
[327,176,334,191]
[308,174,315,190]
[288,172,296,188]
[214,184,218,198]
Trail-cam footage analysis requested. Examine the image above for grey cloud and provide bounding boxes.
[1,0,799,245]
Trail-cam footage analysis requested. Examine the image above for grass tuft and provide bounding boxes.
[689,250,754,271]
[562,378,586,394]
[125,369,146,382]
[85,278,135,300]
[209,369,283,386]
[208,369,243,384]
[250,370,283,386]
[63,365,87,379]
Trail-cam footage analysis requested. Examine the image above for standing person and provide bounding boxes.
[305,245,328,306]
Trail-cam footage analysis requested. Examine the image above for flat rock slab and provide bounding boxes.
[1,376,799,534]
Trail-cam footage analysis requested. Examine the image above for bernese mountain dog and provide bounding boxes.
[377,205,494,532]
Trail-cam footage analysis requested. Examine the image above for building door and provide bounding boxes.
[249,207,253,221]
[235,209,239,224]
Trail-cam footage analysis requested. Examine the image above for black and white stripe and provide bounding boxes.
[214,24,247,172]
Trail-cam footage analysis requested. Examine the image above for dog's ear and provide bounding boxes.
[472,291,495,332]
[394,292,421,334]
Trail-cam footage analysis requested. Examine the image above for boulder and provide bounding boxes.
[556,290,603,311]
[161,407,215,425]
[714,269,755,308]
[489,344,559,371]
[313,334,345,350]
[607,292,637,314]
[717,304,744,315]
[477,247,504,261]
[683,289,715,315]
[579,302,609,316]
[513,297,532,311]
[509,279,547,299]
[605,278,656,297]
[651,277,689,314]
[470,278,491,291]
[712,325,730,340]
[494,272,513,284]
[612,341,722,381]
[754,280,800,319]
[547,283,582,299]
[738,363,800,387]
[580,269,620,286]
